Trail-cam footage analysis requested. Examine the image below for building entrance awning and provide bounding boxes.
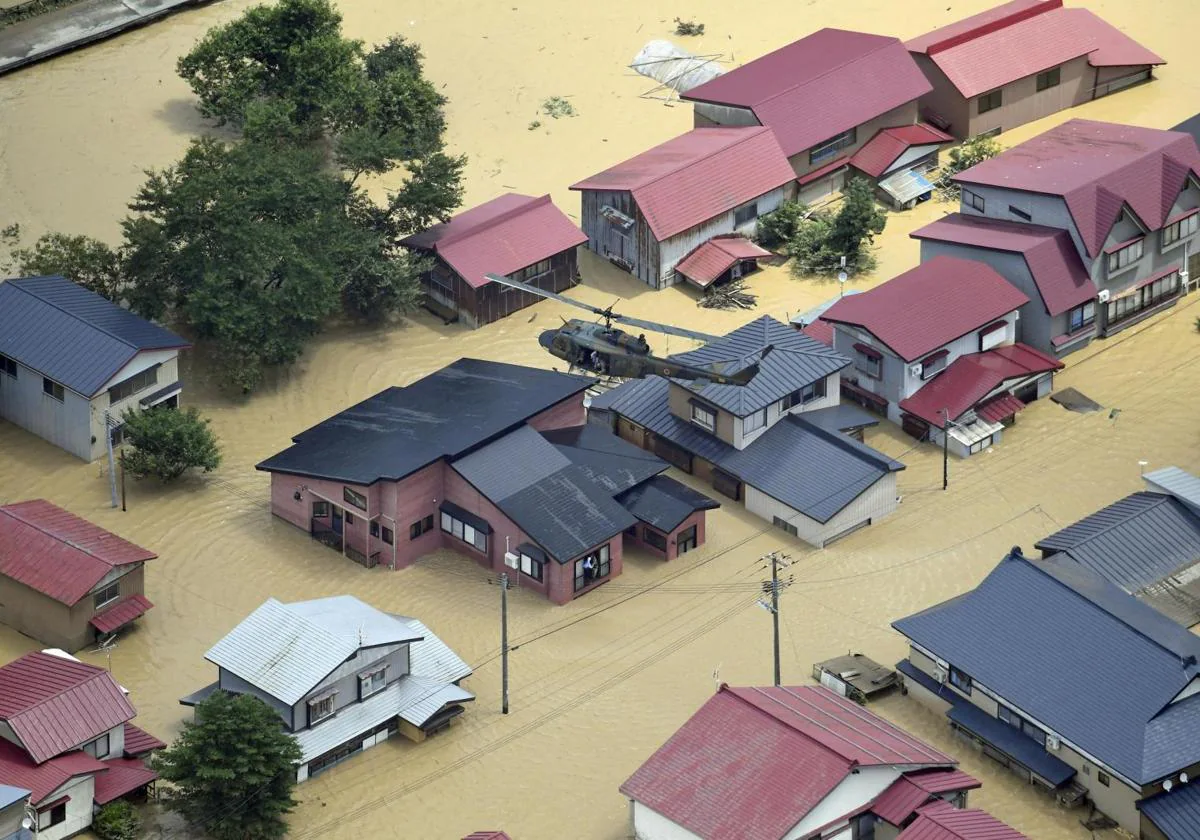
[90,594,154,634]
[947,702,1076,787]
[879,169,935,204]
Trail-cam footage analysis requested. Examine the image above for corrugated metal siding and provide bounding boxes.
[746,472,898,547]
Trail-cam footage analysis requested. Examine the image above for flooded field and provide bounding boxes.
[2,0,1200,837]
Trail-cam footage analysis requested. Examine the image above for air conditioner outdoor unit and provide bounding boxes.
[909,364,922,377]
[503,552,519,570]
[1046,734,1060,751]
[933,667,948,685]
[1097,289,1111,303]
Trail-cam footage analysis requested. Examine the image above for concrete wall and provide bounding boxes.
[35,775,94,840]
[0,356,92,460]
[0,563,144,652]
[788,100,920,180]
[745,471,898,548]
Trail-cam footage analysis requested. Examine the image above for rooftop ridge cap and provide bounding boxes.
[791,414,897,472]
[753,35,903,111]
[728,686,857,766]
[11,276,146,353]
[630,128,770,194]
[747,685,896,763]
[435,194,545,249]
[925,0,1061,56]
[0,504,138,573]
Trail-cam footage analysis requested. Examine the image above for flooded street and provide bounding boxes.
[2,0,1200,837]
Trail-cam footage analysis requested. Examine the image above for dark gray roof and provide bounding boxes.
[798,403,881,434]
[617,475,720,532]
[452,425,572,500]
[594,376,903,524]
[0,276,189,397]
[542,424,666,493]
[669,316,849,417]
[893,551,1200,785]
[1140,782,1200,840]
[1173,114,1200,148]
[946,702,1075,786]
[256,359,595,484]
[1035,492,1200,625]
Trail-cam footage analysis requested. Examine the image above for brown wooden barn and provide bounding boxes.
[400,193,587,328]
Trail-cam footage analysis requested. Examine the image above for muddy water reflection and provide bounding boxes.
[3,0,1200,837]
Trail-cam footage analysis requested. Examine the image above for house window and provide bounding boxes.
[519,551,543,582]
[343,487,368,511]
[743,408,766,434]
[852,813,877,840]
[0,354,16,378]
[514,259,553,286]
[979,320,1007,351]
[345,512,354,525]
[949,666,972,694]
[1163,211,1200,247]
[920,351,948,380]
[643,527,668,552]
[977,89,1002,114]
[42,377,64,401]
[107,366,159,404]
[83,732,111,759]
[39,803,67,831]
[312,501,330,517]
[409,515,433,541]
[810,127,857,165]
[358,667,386,699]
[370,521,380,538]
[93,581,121,611]
[441,510,488,552]
[691,403,716,432]
[1106,238,1144,273]
[785,377,827,409]
[1107,271,1181,325]
[1097,771,1111,787]
[998,704,1046,746]
[109,424,125,447]
[308,693,335,725]
[962,189,985,212]
[1008,205,1032,222]
[853,344,882,379]
[382,526,394,545]
[1068,301,1095,332]
[772,516,799,537]
[734,202,759,227]
[969,435,994,454]
[1036,67,1061,91]
[574,544,611,592]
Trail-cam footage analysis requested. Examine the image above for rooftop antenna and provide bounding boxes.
[712,665,722,693]
[92,634,117,675]
[356,623,365,646]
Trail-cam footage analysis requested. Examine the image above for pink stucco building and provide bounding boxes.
[257,359,718,605]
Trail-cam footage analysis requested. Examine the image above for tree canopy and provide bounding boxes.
[121,405,221,481]
[153,691,302,840]
[787,178,887,276]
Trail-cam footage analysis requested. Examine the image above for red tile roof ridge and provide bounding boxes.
[0,501,157,568]
[923,0,1060,56]
[435,194,548,249]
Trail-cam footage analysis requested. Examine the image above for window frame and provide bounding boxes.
[0,354,16,379]
[1008,204,1032,222]
[93,581,121,611]
[978,320,1008,351]
[39,803,67,830]
[1106,237,1144,274]
[358,666,387,700]
[786,377,828,409]
[733,202,760,227]
[809,127,857,165]
[772,515,799,538]
[107,365,159,404]
[440,509,488,552]
[977,89,1003,114]
[1035,67,1061,92]
[83,732,111,759]
[962,188,985,213]
[920,350,948,380]
[1068,301,1096,332]
[308,692,336,725]
[42,377,65,402]
[1097,770,1111,787]
[343,486,368,511]
[853,344,882,380]
[312,501,331,518]
[642,527,668,552]
[691,402,716,432]
[370,520,380,538]
[742,408,767,434]
[1163,210,1200,248]
[519,551,543,582]
[948,665,973,694]
[573,544,612,592]
[382,526,394,545]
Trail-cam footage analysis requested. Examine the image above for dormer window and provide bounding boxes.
[1106,237,1144,273]
[308,691,336,725]
[358,666,387,700]
[691,402,716,432]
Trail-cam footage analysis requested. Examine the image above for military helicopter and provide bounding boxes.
[484,273,764,385]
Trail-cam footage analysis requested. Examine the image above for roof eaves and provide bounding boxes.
[630,128,768,195]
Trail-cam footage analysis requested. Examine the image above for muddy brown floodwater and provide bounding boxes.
[2,0,1200,837]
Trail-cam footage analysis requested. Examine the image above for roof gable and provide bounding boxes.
[0,500,157,606]
[0,738,106,803]
[0,276,188,396]
[570,128,795,241]
[0,652,136,764]
[682,30,931,158]
[822,255,1029,361]
[897,799,1029,840]
[893,552,1200,783]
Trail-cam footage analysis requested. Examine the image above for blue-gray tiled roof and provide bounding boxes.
[0,276,189,396]
[669,316,849,417]
[256,359,595,484]
[1140,781,1200,839]
[893,552,1200,785]
[617,475,720,532]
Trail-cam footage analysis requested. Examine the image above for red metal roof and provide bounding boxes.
[0,738,105,804]
[796,155,850,186]
[911,214,1096,316]
[674,236,771,287]
[121,723,165,758]
[619,685,954,840]
[850,124,953,179]
[801,319,835,346]
[821,255,1029,361]
[571,128,794,242]
[905,0,1163,100]
[92,758,157,805]
[897,800,1029,840]
[90,594,154,635]
[977,392,1026,423]
[398,194,586,290]
[0,652,137,765]
[462,834,511,840]
[0,500,156,607]
[873,768,982,825]
[682,30,931,159]
[899,343,1063,427]
[954,120,1200,257]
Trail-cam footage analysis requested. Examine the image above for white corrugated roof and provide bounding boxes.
[394,616,473,684]
[1145,467,1200,514]
[293,682,402,763]
[397,675,475,726]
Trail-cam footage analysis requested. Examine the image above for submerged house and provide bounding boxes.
[181,596,473,781]
[0,652,162,840]
[821,255,1062,456]
[681,28,949,207]
[620,683,981,840]
[257,359,718,603]
[945,120,1200,340]
[0,276,189,461]
[590,316,904,548]
[1035,466,1200,628]
[570,127,795,288]
[398,193,586,328]
[893,548,1200,836]
[0,500,155,652]
[905,0,1164,140]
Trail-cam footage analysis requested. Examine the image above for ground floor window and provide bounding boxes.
[109,424,125,447]
[1068,301,1095,332]
[643,527,667,552]
[852,812,876,840]
[39,803,67,830]
[520,549,543,582]
[772,516,799,538]
[574,544,611,591]
[969,435,993,454]
[409,514,434,540]
[949,666,973,694]
[382,526,394,545]
[1107,271,1180,326]
[677,525,697,554]
[308,737,363,778]
[312,500,330,518]
[441,509,488,553]
[998,703,1046,747]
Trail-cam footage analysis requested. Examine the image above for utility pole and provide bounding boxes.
[500,572,510,715]
[119,452,127,512]
[941,408,949,491]
[771,553,781,687]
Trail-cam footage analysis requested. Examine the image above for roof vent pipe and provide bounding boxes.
[1009,545,1025,560]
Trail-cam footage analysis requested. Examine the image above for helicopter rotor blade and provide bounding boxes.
[484,273,606,318]
[609,313,719,344]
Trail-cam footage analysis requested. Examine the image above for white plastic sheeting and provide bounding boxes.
[630,39,724,98]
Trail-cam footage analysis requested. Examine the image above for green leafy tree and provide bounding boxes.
[828,177,887,256]
[11,232,125,301]
[787,179,885,277]
[121,406,221,481]
[385,151,467,235]
[755,199,809,249]
[938,135,1003,199]
[153,691,301,840]
[92,800,141,840]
